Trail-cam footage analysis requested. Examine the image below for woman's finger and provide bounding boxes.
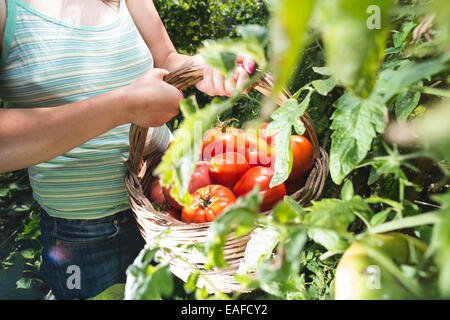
[196,66,214,95]
[224,78,235,97]
[235,65,251,94]
[212,71,227,96]
[236,54,255,75]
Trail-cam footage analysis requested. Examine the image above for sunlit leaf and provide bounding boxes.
[329,92,387,184]
[124,247,174,300]
[314,0,395,98]
[269,0,317,97]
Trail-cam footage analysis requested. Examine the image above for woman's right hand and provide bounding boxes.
[121,68,184,127]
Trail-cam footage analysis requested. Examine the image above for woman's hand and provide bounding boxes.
[192,54,255,97]
[122,68,184,128]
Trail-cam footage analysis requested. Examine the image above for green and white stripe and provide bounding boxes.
[0,0,172,219]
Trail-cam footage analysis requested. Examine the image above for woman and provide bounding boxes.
[0,0,254,299]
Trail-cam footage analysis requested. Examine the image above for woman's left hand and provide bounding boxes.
[191,54,255,97]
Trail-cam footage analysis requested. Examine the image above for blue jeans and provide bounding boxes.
[39,209,145,300]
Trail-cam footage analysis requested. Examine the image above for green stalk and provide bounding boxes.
[409,85,450,98]
[368,212,441,235]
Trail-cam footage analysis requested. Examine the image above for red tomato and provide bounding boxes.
[201,127,246,161]
[188,161,212,193]
[233,166,286,212]
[286,135,314,184]
[208,152,250,188]
[181,185,236,223]
[243,134,275,168]
[258,122,276,146]
[149,178,165,206]
[201,126,274,168]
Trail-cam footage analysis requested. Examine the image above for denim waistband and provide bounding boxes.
[40,208,133,226]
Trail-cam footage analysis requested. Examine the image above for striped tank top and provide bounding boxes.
[0,0,172,219]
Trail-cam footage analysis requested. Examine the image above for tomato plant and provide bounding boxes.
[181,185,236,223]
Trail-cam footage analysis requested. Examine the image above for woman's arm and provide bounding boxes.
[126,0,255,97]
[125,0,187,71]
[0,68,183,174]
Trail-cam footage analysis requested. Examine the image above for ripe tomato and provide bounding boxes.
[244,134,275,168]
[286,135,314,184]
[201,126,273,167]
[233,166,286,212]
[201,126,245,161]
[335,232,427,300]
[258,122,276,146]
[162,161,213,210]
[149,178,165,206]
[188,161,212,193]
[181,185,236,223]
[208,152,250,188]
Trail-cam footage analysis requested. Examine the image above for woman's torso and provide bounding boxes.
[0,0,163,219]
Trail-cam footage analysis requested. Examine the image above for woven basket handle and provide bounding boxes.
[129,65,320,175]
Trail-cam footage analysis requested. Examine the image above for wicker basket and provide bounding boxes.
[125,65,329,294]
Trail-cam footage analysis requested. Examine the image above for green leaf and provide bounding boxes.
[340,180,354,201]
[329,92,387,184]
[200,24,268,76]
[256,230,307,284]
[200,47,238,75]
[383,56,450,103]
[184,272,200,294]
[370,208,392,226]
[236,227,280,275]
[124,247,174,300]
[179,96,199,117]
[236,24,268,47]
[303,197,371,252]
[272,198,303,224]
[314,0,394,97]
[268,94,312,188]
[312,66,332,76]
[395,89,421,122]
[311,78,336,96]
[307,228,349,253]
[92,283,125,300]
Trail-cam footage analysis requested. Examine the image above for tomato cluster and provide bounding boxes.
[148,123,314,223]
